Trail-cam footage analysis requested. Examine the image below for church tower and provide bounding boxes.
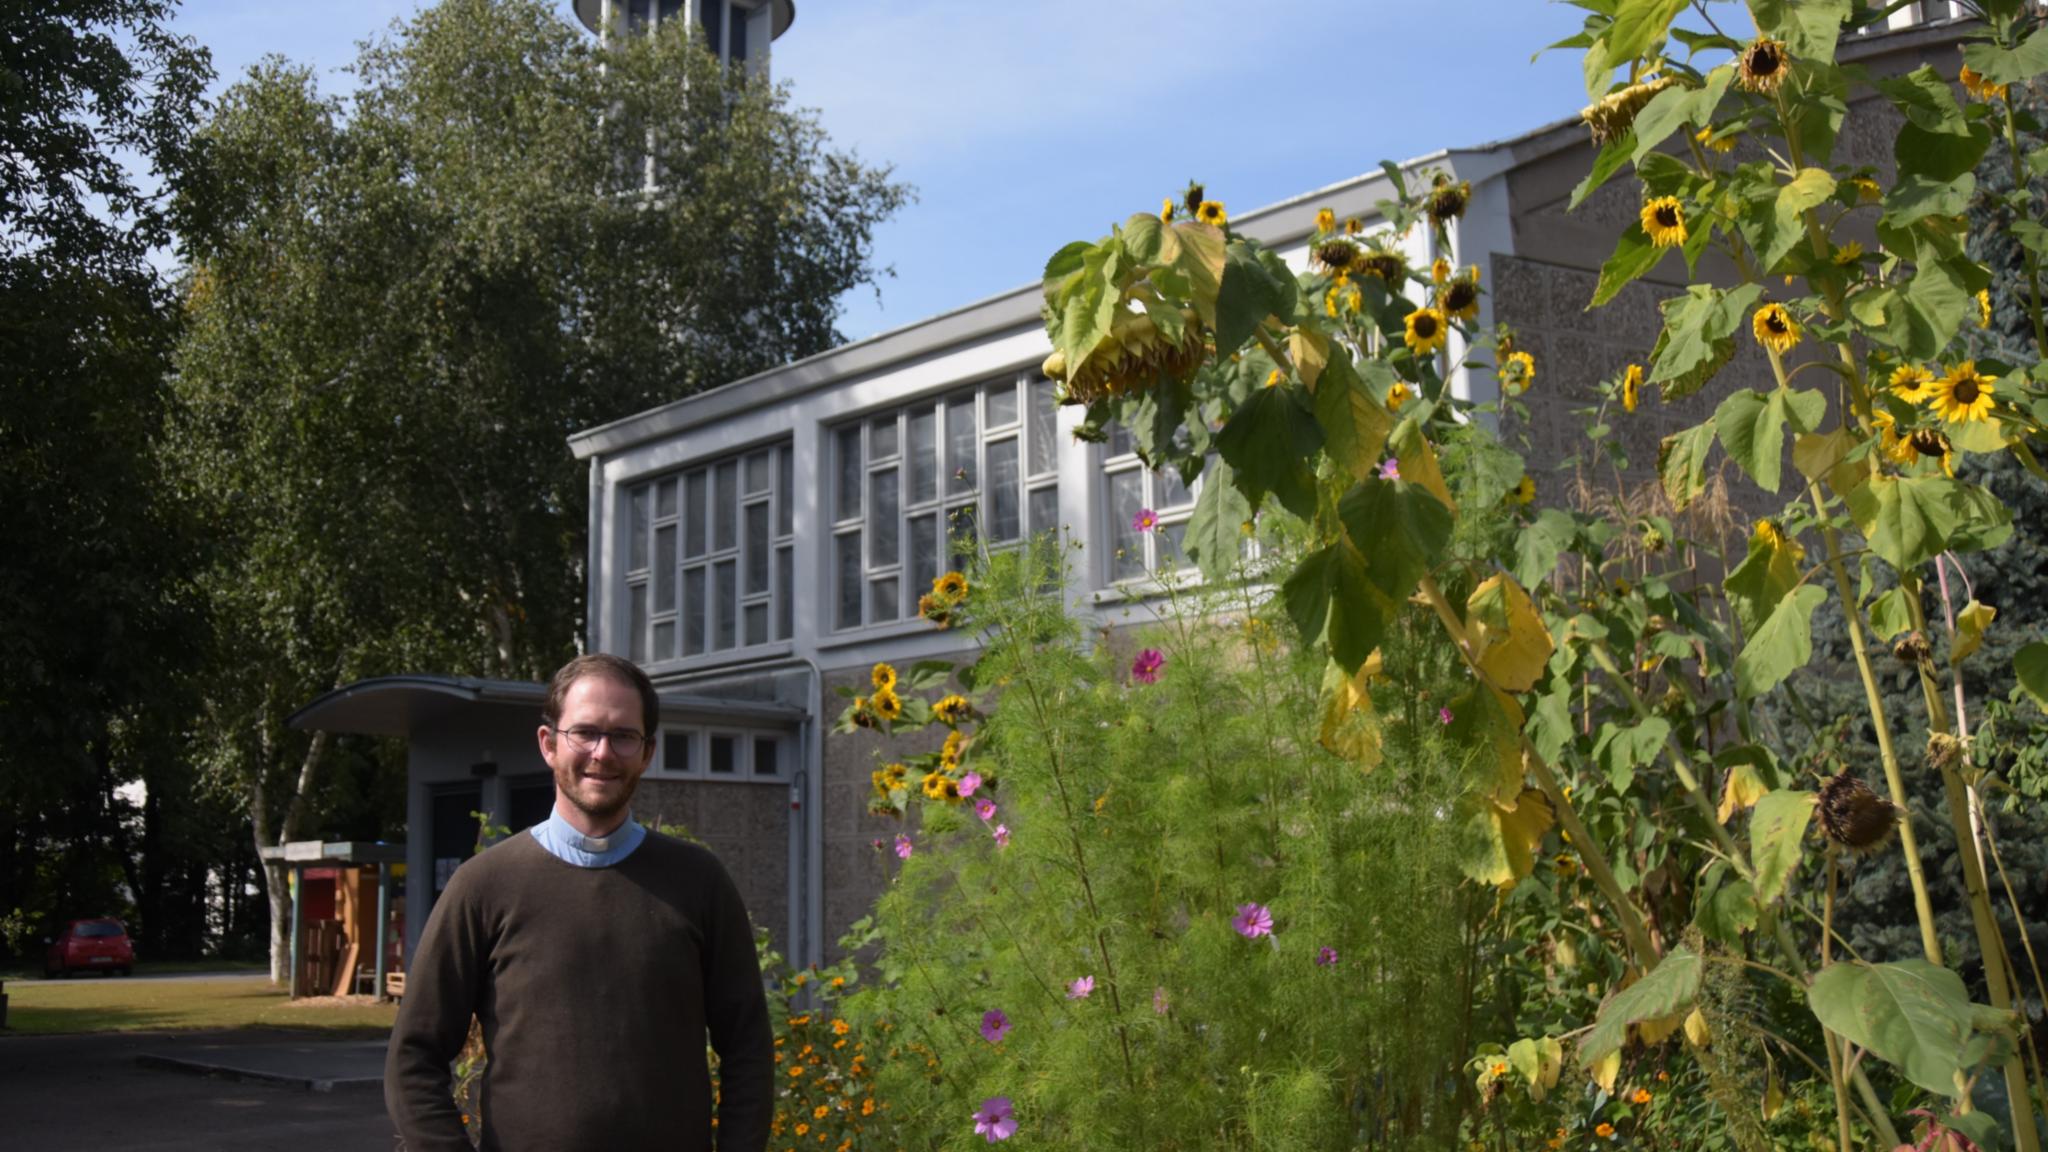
[571,0,796,76]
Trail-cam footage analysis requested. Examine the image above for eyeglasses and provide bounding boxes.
[550,725,649,757]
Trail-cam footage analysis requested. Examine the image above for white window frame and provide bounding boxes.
[621,440,795,667]
[651,724,791,783]
[1099,423,1204,586]
[828,370,1061,633]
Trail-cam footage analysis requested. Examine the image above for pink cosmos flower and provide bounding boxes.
[1233,902,1274,938]
[1131,648,1165,684]
[957,770,983,797]
[1153,986,1170,1015]
[992,823,1010,848]
[1315,946,1339,968]
[1438,706,1454,725]
[1378,458,1400,480]
[980,1008,1010,1044]
[893,833,913,860]
[1066,975,1094,1000]
[1133,507,1159,532]
[973,1097,1017,1143]
[974,797,997,822]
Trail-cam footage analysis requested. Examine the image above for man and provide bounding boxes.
[386,653,772,1151]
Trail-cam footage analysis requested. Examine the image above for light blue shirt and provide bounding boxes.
[530,807,646,868]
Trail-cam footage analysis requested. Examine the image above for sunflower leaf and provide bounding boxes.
[1808,960,2000,1099]
[1845,473,1973,570]
[1694,863,1759,943]
[1882,173,1975,230]
[1456,787,1554,888]
[1649,283,1761,390]
[1723,523,1803,635]
[1866,587,1913,642]
[2014,642,2048,712]
[1749,789,1817,904]
[1182,455,1252,583]
[1950,600,1996,665]
[1593,223,1669,308]
[1215,383,1321,521]
[1603,0,1690,66]
[1580,948,1703,1067]
[1317,657,1382,770]
[1312,352,1392,483]
[1571,131,1638,211]
[1467,572,1555,694]
[1514,507,1578,588]
[1214,241,1291,354]
[1657,419,1717,509]
[1734,585,1826,698]
[1962,30,2048,88]
[1751,0,1850,61]
[1338,475,1454,599]
[1713,388,1788,493]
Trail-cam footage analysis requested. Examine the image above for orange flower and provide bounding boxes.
[1632,1088,1652,1104]
[1596,1122,1616,1138]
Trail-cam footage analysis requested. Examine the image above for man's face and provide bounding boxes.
[538,673,654,830]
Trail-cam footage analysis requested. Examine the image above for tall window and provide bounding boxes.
[623,442,794,662]
[1102,423,1200,583]
[831,373,1061,630]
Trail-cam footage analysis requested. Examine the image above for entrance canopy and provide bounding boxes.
[289,673,804,738]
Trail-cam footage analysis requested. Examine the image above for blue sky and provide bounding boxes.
[176,1,1599,343]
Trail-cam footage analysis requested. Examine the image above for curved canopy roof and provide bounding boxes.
[289,674,804,738]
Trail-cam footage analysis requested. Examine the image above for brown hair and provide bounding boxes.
[543,653,660,737]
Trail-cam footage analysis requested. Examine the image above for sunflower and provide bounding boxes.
[1508,475,1536,505]
[1909,426,1956,476]
[1438,272,1480,322]
[1961,65,2009,102]
[1849,176,1881,204]
[1431,257,1451,285]
[1499,350,1536,395]
[1196,200,1227,228]
[1737,37,1789,95]
[1977,288,1992,329]
[1694,125,1735,154]
[940,729,968,769]
[1404,307,1448,355]
[1751,303,1800,355]
[1580,74,1682,145]
[1621,363,1643,413]
[933,694,972,725]
[1343,216,1364,236]
[1427,176,1471,225]
[1833,240,1864,266]
[1931,361,1997,424]
[872,688,903,723]
[1357,247,1406,282]
[1315,207,1336,234]
[933,571,969,602]
[1313,238,1361,277]
[1753,518,1802,562]
[1871,409,1919,466]
[871,662,897,692]
[1160,197,1174,224]
[1324,283,1361,317]
[917,593,950,628]
[1386,382,1413,413]
[920,771,956,802]
[1640,196,1687,248]
[1887,363,1935,403]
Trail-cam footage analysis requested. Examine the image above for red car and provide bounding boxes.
[44,918,135,978]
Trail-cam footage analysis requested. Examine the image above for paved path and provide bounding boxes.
[0,1029,400,1151]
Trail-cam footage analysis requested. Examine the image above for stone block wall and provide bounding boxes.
[637,777,792,959]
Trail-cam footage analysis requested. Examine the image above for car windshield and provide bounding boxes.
[74,922,125,938]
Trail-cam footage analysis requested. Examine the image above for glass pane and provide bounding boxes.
[1106,421,1134,458]
[727,0,746,60]
[754,736,779,776]
[910,514,938,603]
[683,567,706,656]
[652,620,676,661]
[1029,485,1059,537]
[1029,379,1058,475]
[665,731,689,774]
[714,461,738,551]
[629,582,648,661]
[986,379,1019,427]
[946,393,977,494]
[775,547,792,639]
[1108,469,1145,582]
[947,503,978,574]
[709,734,736,774]
[835,424,863,522]
[745,603,768,646]
[684,470,707,558]
[870,468,899,566]
[714,560,737,650]
[745,503,770,593]
[776,449,793,536]
[629,486,650,571]
[871,576,900,623]
[1157,465,1195,510]
[986,438,1020,542]
[907,406,937,503]
[744,450,769,494]
[697,0,722,51]
[1160,519,1190,571]
[836,532,862,629]
[657,477,677,519]
[655,525,677,611]
[870,415,899,460]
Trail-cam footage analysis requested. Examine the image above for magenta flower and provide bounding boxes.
[1132,507,1159,532]
[958,770,983,797]
[980,1008,1010,1044]
[1233,902,1274,939]
[894,833,913,860]
[974,797,997,822]
[992,823,1010,848]
[1378,458,1400,480]
[1131,648,1165,684]
[1438,706,1454,725]
[1315,946,1339,968]
[972,1097,1017,1143]
[1066,975,1094,1000]
[1152,986,1170,1015]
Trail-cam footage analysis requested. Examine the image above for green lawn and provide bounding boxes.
[0,958,269,982]
[3,975,396,1035]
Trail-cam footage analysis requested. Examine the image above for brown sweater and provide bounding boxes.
[385,830,772,1152]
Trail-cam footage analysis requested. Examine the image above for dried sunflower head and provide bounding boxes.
[1580,74,1683,145]
[1738,38,1789,95]
[1313,238,1362,277]
[1427,176,1471,225]
[1892,631,1932,665]
[1818,771,1899,852]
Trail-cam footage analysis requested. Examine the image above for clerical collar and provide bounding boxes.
[532,807,646,868]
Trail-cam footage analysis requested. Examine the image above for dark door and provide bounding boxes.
[427,783,483,918]
[507,776,555,833]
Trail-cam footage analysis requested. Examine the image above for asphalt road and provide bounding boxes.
[0,1029,401,1151]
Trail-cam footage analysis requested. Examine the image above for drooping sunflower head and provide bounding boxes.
[1357,246,1406,282]
[917,592,950,629]
[1909,426,1955,475]
[1160,197,1175,224]
[1315,207,1336,234]
[1385,382,1413,412]
[1833,240,1865,267]
[1431,257,1451,285]
[1694,125,1735,154]
[1752,518,1800,561]
[1182,183,1206,217]
[1738,37,1789,94]
[1196,200,1227,228]
[1498,350,1536,395]
[1871,409,1919,465]
[933,694,972,725]
[1887,363,1935,404]
[1818,771,1899,852]
[1508,475,1536,505]
[1932,362,1997,424]
[1343,216,1364,236]
[1439,273,1481,321]
[1580,74,1682,145]
[1977,288,1992,329]
[1751,303,1801,355]
[1313,238,1361,276]
[1404,307,1449,356]
[1621,363,1643,413]
[1960,65,2010,103]
[1427,176,1471,225]
[1640,196,1687,249]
